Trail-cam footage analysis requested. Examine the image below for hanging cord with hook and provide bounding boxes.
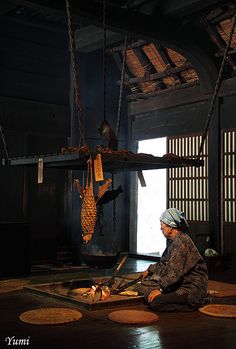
[0,122,10,164]
[116,35,128,139]
[112,173,116,236]
[65,0,85,147]
[197,10,236,159]
[103,0,107,122]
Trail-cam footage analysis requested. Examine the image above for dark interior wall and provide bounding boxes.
[130,80,236,140]
[78,49,127,145]
[0,18,70,269]
[131,99,209,140]
[0,17,70,104]
[0,17,130,270]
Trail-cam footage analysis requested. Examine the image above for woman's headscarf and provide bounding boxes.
[160,208,189,232]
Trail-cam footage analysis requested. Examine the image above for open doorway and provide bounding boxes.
[137,138,167,256]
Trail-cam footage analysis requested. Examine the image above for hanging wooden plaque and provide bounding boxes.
[37,158,44,184]
[94,154,104,182]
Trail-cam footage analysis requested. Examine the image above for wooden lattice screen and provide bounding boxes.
[167,135,208,221]
[223,130,236,223]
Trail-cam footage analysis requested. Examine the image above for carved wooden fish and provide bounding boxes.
[96,185,123,205]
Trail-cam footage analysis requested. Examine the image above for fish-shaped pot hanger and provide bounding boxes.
[75,156,112,244]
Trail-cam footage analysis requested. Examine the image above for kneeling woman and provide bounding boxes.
[140,208,209,312]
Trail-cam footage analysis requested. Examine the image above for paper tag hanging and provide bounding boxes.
[93,154,104,182]
[37,158,44,184]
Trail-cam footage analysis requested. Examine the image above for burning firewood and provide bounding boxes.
[76,284,111,302]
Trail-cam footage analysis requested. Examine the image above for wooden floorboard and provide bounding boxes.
[0,258,236,349]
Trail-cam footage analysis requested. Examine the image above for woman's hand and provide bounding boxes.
[148,289,161,303]
[141,270,149,280]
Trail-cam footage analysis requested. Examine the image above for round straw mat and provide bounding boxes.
[108,310,159,324]
[0,279,29,294]
[199,304,236,318]
[19,308,83,325]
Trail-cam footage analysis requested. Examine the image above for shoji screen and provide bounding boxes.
[167,135,208,221]
[223,130,236,223]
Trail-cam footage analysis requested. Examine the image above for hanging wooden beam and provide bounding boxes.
[2,151,204,173]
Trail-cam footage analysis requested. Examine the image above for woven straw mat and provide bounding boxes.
[199,304,236,318]
[0,279,29,293]
[19,308,83,325]
[108,310,159,324]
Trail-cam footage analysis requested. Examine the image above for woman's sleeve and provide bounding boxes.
[157,240,189,289]
[147,247,170,275]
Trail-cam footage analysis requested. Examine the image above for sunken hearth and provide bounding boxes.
[23,275,144,311]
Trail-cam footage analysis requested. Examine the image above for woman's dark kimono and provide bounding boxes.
[139,232,208,311]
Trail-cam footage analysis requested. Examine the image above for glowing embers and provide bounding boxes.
[23,276,143,311]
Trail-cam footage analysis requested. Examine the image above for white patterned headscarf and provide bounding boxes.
[160,208,189,232]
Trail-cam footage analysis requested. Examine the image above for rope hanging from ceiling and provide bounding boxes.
[65,0,85,147]
[116,35,128,139]
[0,122,10,164]
[113,35,128,234]
[102,0,117,238]
[103,0,107,123]
[197,8,236,159]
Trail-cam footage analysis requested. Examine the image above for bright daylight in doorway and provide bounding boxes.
[137,138,167,256]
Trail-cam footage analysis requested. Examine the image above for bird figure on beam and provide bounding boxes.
[97,120,118,150]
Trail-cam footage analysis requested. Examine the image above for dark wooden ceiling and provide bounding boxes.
[2,0,236,99]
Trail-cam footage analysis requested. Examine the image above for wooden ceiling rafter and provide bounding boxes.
[111,49,142,94]
[205,3,235,24]
[111,2,236,99]
[165,48,198,83]
[126,79,199,101]
[120,62,192,85]
[111,37,199,100]
[131,46,160,93]
[201,16,236,69]
[152,43,187,84]
[143,43,179,88]
[199,3,236,74]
